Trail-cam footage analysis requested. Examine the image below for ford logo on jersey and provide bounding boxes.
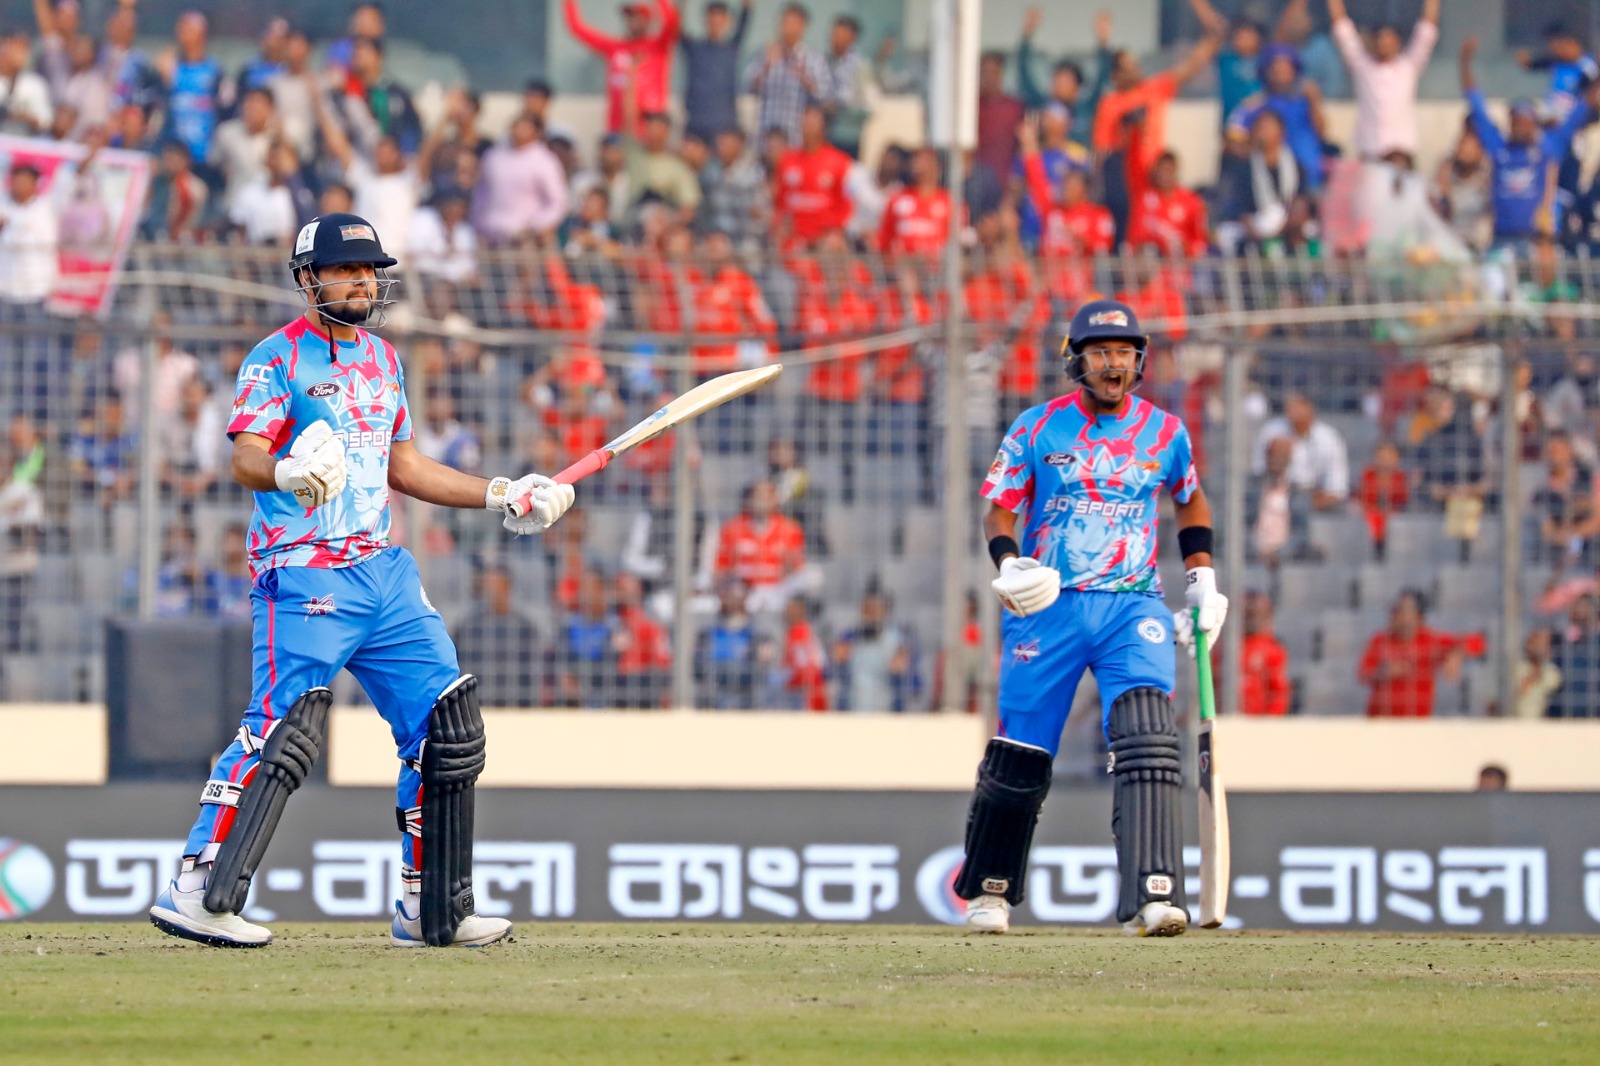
[1043,452,1074,466]
[307,381,339,398]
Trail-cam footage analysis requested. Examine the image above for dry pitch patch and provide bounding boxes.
[3,924,1599,1064]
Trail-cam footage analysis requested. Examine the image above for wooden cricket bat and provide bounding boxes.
[508,364,783,516]
[1194,617,1230,929]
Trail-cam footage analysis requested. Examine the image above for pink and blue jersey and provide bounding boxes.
[228,317,412,574]
[982,390,1198,594]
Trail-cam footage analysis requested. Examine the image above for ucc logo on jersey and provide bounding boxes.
[307,381,339,398]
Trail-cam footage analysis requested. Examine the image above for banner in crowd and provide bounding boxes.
[2,788,1597,932]
[0,135,151,318]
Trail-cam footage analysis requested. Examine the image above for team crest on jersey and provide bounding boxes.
[303,595,337,616]
[1138,618,1166,644]
[1012,640,1040,664]
[307,381,339,398]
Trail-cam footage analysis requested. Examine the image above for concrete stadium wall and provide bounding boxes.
[5,704,1598,790]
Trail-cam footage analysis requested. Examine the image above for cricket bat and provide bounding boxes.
[508,364,783,516]
[1194,615,1230,929]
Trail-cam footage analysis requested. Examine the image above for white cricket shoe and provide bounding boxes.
[1122,900,1189,938]
[149,880,273,948]
[965,894,1011,933]
[390,896,512,948]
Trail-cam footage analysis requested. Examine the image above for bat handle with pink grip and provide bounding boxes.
[506,449,612,518]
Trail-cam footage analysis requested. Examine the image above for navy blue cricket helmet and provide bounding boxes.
[1062,299,1149,395]
[288,213,400,327]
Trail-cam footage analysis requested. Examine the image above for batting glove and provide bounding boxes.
[492,473,575,536]
[274,420,347,508]
[1172,566,1229,657]
[991,556,1062,617]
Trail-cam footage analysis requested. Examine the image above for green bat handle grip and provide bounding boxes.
[1193,606,1216,723]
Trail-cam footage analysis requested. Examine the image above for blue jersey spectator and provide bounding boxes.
[161,12,226,163]
[1462,35,1594,244]
[1519,22,1600,125]
[1226,45,1325,192]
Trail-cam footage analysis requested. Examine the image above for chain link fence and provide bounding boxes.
[3,242,1598,738]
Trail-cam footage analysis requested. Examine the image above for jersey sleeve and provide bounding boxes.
[228,340,293,447]
[1164,417,1199,504]
[980,413,1035,513]
[391,346,414,442]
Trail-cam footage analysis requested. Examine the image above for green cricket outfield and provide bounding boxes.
[3,924,1598,1064]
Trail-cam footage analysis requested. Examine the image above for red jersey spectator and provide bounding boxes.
[565,0,681,136]
[877,269,934,403]
[1126,117,1210,258]
[1093,31,1220,169]
[1359,440,1409,551]
[781,597,828,711]
[689,230,776,376]
[880,147,955,258]
[715,480,807,589]
[1117,258,1189,342]
[774,104,853,247]
[1230,591,1291,716]
[1018,120,1113,299]
[800,233,875,403]
[975,50,1026,179]
[1359,589,1485,717]
[615,573,671,706]
[965,246,1046,399]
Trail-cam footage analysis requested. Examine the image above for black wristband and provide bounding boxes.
[988,535,1021,569]
[1177,525,1214,560]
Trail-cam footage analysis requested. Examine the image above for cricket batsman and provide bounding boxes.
[954,299,1228,936]
[148,214,575,948]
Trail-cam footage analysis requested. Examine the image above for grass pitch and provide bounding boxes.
[3,924,1599,1064]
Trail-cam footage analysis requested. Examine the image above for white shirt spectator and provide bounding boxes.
[113,344,200,423]
[229,178,298,246]
[0,191,59,303]
[1253,416,1351,501]
[1332,16,1438,159]
[408,206,478,285]
[346,158,420,261]
[0,68,53,134]
[268,73,317,161]
[209,119,273,212]
[472,139,568,245]
[844,161,888,242]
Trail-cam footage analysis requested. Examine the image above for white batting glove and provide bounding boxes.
[274,419,347,508]
[991,556,1062,617]
[491,473,575,536]
[1172,566,1229,657]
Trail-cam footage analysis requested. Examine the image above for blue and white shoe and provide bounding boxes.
[390,896,512,948]
[149,880,273,948]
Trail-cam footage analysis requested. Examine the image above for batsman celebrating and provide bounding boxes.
[954,299,1227,937]
[149,213,575,949]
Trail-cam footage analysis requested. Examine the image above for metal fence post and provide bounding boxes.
[1219,259,1247,720]
[671,340,696,710]
[1500,335,1522,720]
[135,261,160,620]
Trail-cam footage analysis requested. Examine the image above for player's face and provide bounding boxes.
[314,263,379,325]
[1080,341,1140,407]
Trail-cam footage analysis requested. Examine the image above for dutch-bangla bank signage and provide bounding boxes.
[3,788,1599,932]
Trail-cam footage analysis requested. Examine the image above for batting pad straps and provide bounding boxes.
[952,737,1054,906]
[204,688,331,915]
[420,674,487,946]
[1107,687,1185,923]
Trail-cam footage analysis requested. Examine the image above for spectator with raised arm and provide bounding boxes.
[1093,24,1220,171]
[1007,103,1090,251]
[1124,110,1209,260]
[680,0,750,145]
[1462,36,1598,248]
[568,0,681,137]
[313,85,426,259]
[1327,0,1437,166]
[743,3,829,144]
[1518,22,1599,126]
[1018,119,1112,262]
[1186,0,1262,126]
[1015,7,1111,150]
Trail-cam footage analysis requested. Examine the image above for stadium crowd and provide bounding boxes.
[4,0,1600,717]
